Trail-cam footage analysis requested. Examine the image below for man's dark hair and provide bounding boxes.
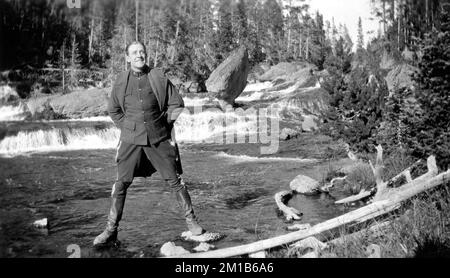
[125,41,146,55]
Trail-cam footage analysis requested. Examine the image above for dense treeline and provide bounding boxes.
[0,0,356,89]
[322,0,450,169]
[370,0,445,53]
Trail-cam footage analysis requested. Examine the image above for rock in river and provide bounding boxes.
[206,46,250,107]
[290,175,320,194]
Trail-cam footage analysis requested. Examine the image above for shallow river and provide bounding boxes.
[0,145,352,258]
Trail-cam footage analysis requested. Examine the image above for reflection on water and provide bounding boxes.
[0,147,351,258]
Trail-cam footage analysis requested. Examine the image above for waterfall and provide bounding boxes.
[0,126,119,156]
[174,107,261,144]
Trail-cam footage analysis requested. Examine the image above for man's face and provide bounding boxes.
[126,43,146,71]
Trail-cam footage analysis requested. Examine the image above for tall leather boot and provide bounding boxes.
[93,195,126,246]
[175,186,204,236]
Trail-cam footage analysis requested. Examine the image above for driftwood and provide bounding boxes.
[274,191,302,221]
[168,166,450,258]
[335,145,438,204]
[372,153,438,202]
[370,145,385,193]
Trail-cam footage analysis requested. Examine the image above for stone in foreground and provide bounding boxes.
[160,242,191,257]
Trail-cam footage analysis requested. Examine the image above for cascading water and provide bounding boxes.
[0,126,120,156]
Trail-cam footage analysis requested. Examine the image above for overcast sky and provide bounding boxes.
[306,0,380,48]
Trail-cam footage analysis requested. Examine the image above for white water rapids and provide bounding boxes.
[0,81,324,156]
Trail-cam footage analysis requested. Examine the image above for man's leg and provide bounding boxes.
[94,142,140,246]
[143,141,204,235]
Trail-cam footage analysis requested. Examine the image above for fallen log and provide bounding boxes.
[335,152,436,204]
[168,169,450,258]
[274,191,302,221]
[373,155,438,202]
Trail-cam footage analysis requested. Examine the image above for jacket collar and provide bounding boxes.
[130,64,151,78]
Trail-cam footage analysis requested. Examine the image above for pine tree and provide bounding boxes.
[322,65,389,152]
[339,24,353,54]
[68,33,82,90]
[110,0,134,75]
[191,0,216,76]
[378,6,450,169]
[262,0,284,64]
[409,7,450,169]
[357,17,365,52]
[234,0,248,45]
[214,0,234,60]
[304,11,328,69]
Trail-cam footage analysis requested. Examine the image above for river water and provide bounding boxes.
[0,84,353,258]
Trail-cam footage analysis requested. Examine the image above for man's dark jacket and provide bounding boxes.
[108,67,185,177]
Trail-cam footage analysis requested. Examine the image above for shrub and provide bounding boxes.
[321,66,388,153]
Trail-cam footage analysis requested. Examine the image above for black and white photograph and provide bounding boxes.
[0,0,449,261]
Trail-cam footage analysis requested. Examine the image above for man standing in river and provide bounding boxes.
[93,41,204,247]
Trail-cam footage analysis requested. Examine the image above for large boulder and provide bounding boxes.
[49,88,109,118]
[206,46,250,106]
[276,87,328,123]
[258,62,318,86]
[160,242,190,257]
[26,87,109,119]
[385,64,418,92]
